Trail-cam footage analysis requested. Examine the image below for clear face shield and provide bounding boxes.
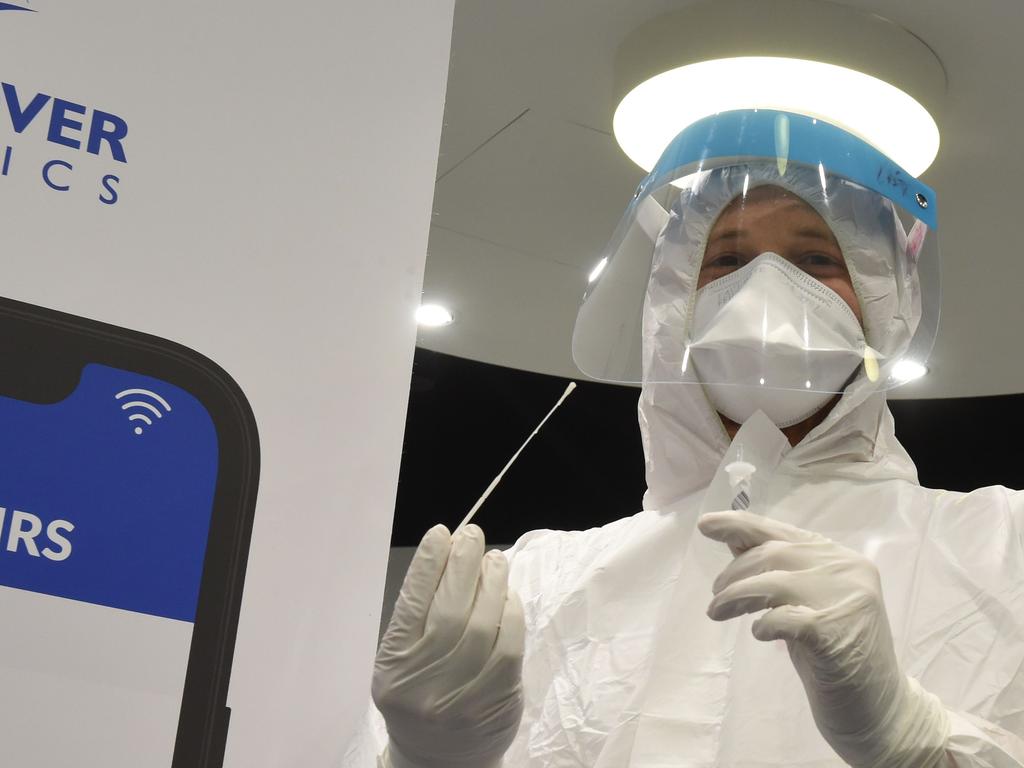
[572,110,939,427]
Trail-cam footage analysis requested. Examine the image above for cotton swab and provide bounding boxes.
[456,382,577,532]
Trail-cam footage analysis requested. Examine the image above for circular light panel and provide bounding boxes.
[614,57,940,177]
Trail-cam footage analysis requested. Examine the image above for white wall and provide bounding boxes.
[0,1,455,765]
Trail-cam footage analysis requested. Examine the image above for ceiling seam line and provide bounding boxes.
[436,107,531,182]
[429,223,587,273]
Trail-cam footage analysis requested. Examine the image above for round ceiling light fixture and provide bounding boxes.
[612,0,946,177]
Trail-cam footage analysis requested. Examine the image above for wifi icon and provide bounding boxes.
[115,388,173,435]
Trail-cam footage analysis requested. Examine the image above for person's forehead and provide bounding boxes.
[713,185,831,231]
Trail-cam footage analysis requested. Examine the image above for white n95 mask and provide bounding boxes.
[687,252,868,428]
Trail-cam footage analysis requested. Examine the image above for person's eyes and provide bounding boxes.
[795,252,844,272]
[705,253,745,269]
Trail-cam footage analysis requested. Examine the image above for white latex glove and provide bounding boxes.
[372,524,525,768]
[699,511,952,768]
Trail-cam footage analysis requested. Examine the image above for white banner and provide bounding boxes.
[0,1,454,765]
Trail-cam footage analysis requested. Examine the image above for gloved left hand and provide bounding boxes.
[699,510,951,768]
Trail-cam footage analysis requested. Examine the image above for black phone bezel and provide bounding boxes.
[0,295,260,768]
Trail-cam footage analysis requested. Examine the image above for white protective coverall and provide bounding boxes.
[346,166,1024,767]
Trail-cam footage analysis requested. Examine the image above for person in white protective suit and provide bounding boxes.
[349,109,1024,768]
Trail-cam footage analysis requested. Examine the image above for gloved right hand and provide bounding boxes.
[372,524,525,768]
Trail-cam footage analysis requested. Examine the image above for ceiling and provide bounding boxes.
[416,0,1024,399]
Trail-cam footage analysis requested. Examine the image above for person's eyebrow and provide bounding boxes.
[792,226,835,242]
[709,226,836,244]
[708,227,744,244]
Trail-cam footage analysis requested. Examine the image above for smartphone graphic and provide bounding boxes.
[0,296,259,767]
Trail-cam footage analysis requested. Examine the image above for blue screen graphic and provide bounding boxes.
[0,363,218,622]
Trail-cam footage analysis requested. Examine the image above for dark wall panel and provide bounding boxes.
[393,348,1023,546]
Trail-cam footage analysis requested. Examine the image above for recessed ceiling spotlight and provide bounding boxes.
[612,0,945,176]
[416,304,453,327]
[892,360,928,383]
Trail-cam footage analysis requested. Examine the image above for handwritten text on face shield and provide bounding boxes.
[0,506,73,562]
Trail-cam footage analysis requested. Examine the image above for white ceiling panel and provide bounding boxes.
[433,109,643,269]
[418,226,588,378]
